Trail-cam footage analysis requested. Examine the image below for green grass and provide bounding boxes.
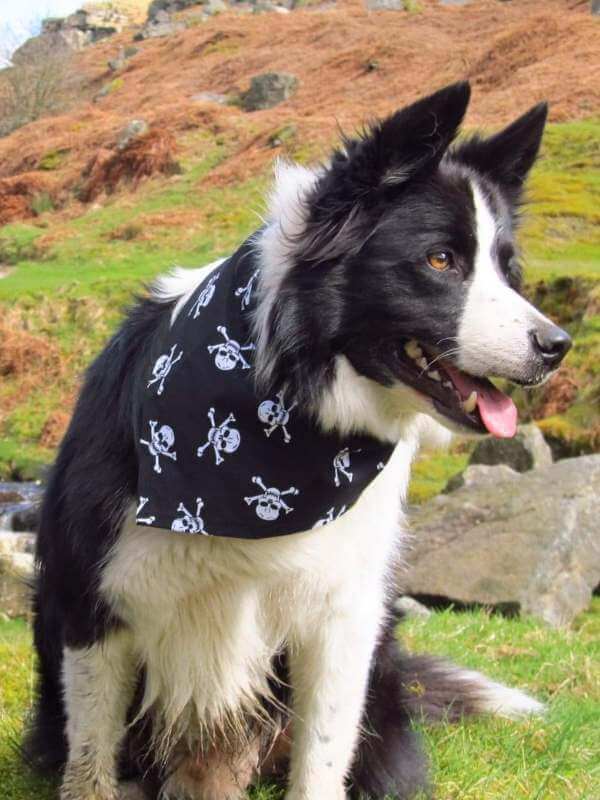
[1,603,598,800]
[0,120,598,478]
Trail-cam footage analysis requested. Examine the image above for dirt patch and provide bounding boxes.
[0,173,53,225]
[533,369,580,419]
[0,325,62,379]
[39,410,71,448]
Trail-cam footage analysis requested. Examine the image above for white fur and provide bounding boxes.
[451,667,546,720]
[151,259,226,325]
[458,184,555,382]
[253,161,321,388]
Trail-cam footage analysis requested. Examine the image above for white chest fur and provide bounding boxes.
[100,437,416,752]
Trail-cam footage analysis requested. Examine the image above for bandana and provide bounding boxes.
[135,239,395,538]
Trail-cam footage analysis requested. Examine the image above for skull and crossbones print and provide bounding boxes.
[333,447,361,487]
[244,476,299,521]
[136,496,156,525]
[257,390,297,443]
[234,268,260,310]
[196,407,241,465]
[313,505,347,528]
[147,345,183,396]
[207,326,255,371]
[188,272,220,319]
[140,420,177,474]
[171,497,207,534]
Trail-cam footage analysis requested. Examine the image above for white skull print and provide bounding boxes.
[257,389,297,443]
[313,505,347,528]
[244,476,299,521]
[332,447,361,487]
[136,496,156,525]
[207,326,255,371]
[139,420,177,474]
[171,497,207,534]
[147,344,183,396]
[234,268,260,310]
[188,272,220,319]
[196,408,241,465]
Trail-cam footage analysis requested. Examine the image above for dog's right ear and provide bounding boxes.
[340,81,471,192]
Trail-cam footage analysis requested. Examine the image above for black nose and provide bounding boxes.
[531,325,572,367]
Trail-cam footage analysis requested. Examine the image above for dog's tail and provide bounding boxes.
[349,614,544,800]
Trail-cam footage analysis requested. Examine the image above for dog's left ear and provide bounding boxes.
[453,103,548,199]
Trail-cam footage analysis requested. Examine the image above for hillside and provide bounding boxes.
[0,0,599,479]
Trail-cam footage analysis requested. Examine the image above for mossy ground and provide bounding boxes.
[1,602,598,800]
[0,120,598,480]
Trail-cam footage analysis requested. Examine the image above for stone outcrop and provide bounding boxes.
[403,455,600,627]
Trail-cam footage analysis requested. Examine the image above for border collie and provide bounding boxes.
[25,82,571,800]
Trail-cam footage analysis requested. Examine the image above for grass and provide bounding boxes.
[0,120,598,479]
[1,602,598,800]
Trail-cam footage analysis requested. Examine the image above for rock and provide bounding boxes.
[191,91,230,104]
[365,0,405,8]
[147,0,204,19]
[439,0,470,5]
[402,455,600,627]
[394,596,432,618]
[0,532,35,618]
[134,10,186,40]
[241,72,299,111]
[108,47,138,72]
[468,424,553,473]
[444,463,519,493]
[204,0,228,13]
[117,119,150,150]
[592,0,600,15]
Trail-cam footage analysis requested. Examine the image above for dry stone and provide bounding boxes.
[403,455,600,627]
[468,424,553,472]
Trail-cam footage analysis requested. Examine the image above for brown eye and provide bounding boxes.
[427,251,452,271]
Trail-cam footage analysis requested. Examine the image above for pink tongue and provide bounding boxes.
[443,364,518,439]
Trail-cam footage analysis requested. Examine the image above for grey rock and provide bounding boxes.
[445,463,519,493]
[403,455,600,627]
[108,46,139,71]
[0,531,35,618]
[147,0,203,19]
[469,424,553,473]
[592,0,600,15]
[439,0,470,5]
[117,119,149,150]
[394,596,432,618]
[134,11,186,40]
[365,0,405,7]
[204,0,228,13]
[241,72,299,111]
[191,91,230,104]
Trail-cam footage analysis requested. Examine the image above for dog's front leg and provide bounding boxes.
[60,628,137,800]
[286,589,385,800]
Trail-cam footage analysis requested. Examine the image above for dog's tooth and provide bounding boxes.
[443,380,453,389]
[416,357,428,370]
[404,340,423,360]
[461,391,478,414]
[428,370,441,381]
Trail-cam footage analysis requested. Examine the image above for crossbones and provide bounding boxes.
[188,272,220,319]
[207,326,255,371]
[136,496,156,525]
[313,505,347,528]
[333,447,360,487]
[257,390,297,443]
[196,407,241,465]
[171,497,207,534]
[244,476,299,521]
[235,269,260,310]
[147,345,183,395]
[140,420,177,474]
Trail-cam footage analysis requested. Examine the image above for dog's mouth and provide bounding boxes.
[393,339,518,438]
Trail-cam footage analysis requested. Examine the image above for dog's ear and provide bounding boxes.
[453,103,548,199]
[339,81,472,192]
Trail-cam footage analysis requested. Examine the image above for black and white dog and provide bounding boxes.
[26,82,571,800]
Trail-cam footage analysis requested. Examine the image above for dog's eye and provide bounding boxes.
[427,251,453,272]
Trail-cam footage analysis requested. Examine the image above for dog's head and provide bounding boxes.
[254,82,571,440]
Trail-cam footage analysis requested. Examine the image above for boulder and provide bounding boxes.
[403,455,600,627]
[241,72,299,111]
[134,10,186,40]
[365,0,405,8]
[592,0,600,15]
[0,532,35,618]
[108,46,139,72]
[117,119,150,150]
[468,424,553,473]
[191,91,230,104]
[444,463,519,493]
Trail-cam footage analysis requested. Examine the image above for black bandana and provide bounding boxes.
[135,240,395,538]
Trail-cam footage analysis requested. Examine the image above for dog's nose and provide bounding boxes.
[531,325,572,368]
